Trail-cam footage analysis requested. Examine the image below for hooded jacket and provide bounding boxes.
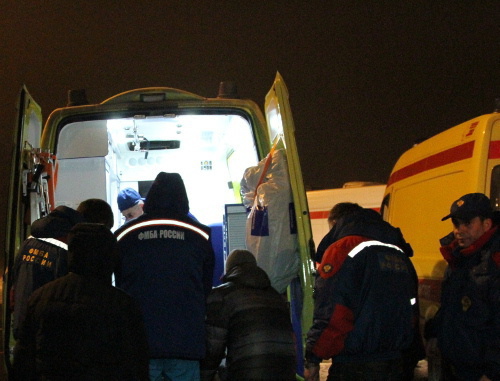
[200,263,296,381]
[12,223,149,381]
[11,206,83,339]
[115,172,215,360]
[306,209,419,364]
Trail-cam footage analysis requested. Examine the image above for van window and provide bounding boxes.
[490,165,500,210]
[54,113,259,230]
[381,193,390,221]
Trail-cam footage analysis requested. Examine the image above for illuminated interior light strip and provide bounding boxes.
[116,219,209,241]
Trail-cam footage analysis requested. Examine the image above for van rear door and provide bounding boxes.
[3,86,43,374]
[265,72,315,360]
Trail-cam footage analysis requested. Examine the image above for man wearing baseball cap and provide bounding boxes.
[117,188,145,223]
[428,193,500,380]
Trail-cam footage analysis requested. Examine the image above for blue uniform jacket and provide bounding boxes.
[115,172,215,360]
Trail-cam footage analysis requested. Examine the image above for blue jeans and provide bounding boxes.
[149,359,200,381]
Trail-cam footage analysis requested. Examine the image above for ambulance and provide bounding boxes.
[306,182,385,248]
[3,73,315,378]
[381,108,500,322]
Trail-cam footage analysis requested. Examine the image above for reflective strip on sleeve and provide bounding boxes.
[31,236,68,250]
[348,240,404,258]
[116,219,210,241]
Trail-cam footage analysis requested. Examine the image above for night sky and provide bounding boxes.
[1,2,498,193]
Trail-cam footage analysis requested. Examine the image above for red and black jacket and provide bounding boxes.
[305,209,419,364]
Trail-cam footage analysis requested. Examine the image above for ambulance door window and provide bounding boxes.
[381,193,391,221]
[55,121,109,210]
[490,165,500,210]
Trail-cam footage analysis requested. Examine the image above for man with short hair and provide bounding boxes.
[77,198,114,229]
[429,193,500,380]
[304,208,419,381]
[327,202,363,230]
[117,188,144,223]
[315,202,363,263]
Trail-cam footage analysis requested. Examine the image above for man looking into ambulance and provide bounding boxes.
[115,172,215,380]
[10,206,84,341]
[429,193,500,380]
[117,188,144,223]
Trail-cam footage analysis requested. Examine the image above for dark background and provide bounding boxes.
[0,2,498,195]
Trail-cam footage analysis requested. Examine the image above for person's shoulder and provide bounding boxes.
[209,281,237,299]
[16,237,39,254]
[318,236,368,278]
[20,236,64,250]
[211,280,235,293]
[114,214,150,236]
[206,282,233,303]
[325,235,367,256]
[28,274,70,300]
[182,216,211,233]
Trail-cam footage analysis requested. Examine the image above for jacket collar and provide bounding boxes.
[440,226,498,267]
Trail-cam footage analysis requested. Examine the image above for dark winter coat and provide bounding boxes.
[200,263,296,381]
[11,205,83,339]
[306,209,421,365]
[435,226,500,380]
[12,223,149,381]
[115,172,215,360]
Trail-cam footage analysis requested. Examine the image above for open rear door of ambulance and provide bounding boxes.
[3,86,44,375]
[265,72,315,377]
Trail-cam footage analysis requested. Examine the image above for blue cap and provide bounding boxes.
[117,188,144,212]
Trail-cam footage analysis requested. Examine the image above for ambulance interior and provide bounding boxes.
[54,113,260,281]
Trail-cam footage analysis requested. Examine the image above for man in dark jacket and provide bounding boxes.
[12,223,149,380]
[10,205,83,339]
[115,172,215,380]
[305,208,421,381]
[200,249,296,381]
[428,193,500,380]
